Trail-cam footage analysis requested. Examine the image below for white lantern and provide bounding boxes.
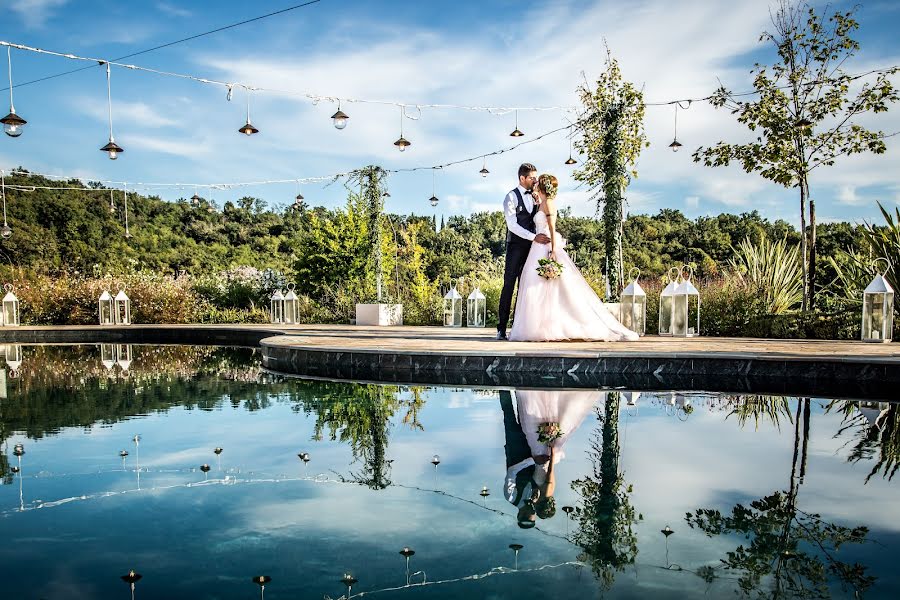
[466,287,486,328]
[443,284,463,327]
[270,289,284,324]
[100,343,117,370]
[98,290,114,325]
[3,343,22,372]
[861,259,894,343]
[620,268,646,336]
[2,284,20,326]
[658,267,680,336]
[672,265,700,337]
[283,284,299,325]
[113,284,131,325]
[116,344,132,372]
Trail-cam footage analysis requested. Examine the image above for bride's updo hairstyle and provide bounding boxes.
[537,174,558,200]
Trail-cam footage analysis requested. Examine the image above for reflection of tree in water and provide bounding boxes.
[570,391,639,588]
[297,384,426,490]
[687,398,875,598]
[0,346,428,489]
[827,400,899,483]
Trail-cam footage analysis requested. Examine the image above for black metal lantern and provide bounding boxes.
[331,102,349,130]
[239,88,259,135]
[3,48,25,138]
[509,110,524,137]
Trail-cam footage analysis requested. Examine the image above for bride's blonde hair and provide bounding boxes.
[537,174,558,200]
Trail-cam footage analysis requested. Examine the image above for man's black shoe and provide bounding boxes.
[496,331,508,341]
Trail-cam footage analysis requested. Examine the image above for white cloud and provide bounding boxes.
[838,185,866,206]
[685,195,700,209]
[10,0,67,28]
[157,2,192,18]
[126,134,213,159]
[73,98,180,129]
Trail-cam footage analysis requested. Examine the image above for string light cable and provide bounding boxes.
[0,1,326,93]
[0,40,579,115]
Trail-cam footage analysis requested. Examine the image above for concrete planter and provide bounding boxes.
[355,303,403,326]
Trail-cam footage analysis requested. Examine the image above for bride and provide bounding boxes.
[509,174,639,342]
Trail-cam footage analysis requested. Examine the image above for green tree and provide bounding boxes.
[571,392,639,588]
[694,1,898,310]
[574,47,648,300]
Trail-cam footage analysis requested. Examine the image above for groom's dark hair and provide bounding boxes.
[518,163,537,179]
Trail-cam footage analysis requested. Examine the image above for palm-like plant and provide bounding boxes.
[729,234,803,314]
[861,202,900,293]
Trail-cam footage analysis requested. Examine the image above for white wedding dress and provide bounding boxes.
[509,211,639,342]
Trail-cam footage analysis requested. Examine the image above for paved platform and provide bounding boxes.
[0,324,897,399]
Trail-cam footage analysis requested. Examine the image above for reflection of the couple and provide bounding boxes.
[500,389,599,529]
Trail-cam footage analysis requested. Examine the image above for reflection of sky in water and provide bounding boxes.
[0,346,897,599]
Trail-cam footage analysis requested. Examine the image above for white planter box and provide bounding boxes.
[355,303,403,326]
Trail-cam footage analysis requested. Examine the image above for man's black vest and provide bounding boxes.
[506,188,539,245]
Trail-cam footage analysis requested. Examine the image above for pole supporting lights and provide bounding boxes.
[99,62,124,159]
[2,47,26,137]
[0,169,11,239]
[239,88,259,135]
[331,100,349,130]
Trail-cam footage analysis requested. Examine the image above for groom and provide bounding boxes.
[497,163,551,340]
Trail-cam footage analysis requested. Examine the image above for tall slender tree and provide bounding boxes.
[574,47,648,300]
[694,1,898,310]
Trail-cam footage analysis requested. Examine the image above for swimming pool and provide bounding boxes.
[0,345,896,598]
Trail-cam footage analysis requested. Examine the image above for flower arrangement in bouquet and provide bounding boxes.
[537,422,563,444]
[537,257,564,280]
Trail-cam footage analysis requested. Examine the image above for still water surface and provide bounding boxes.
[0,345,897,599]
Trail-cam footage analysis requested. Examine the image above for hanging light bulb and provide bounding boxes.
[331,100,349,130]
[2,47,26,138]
[479,156,489,177]
[509,110,524,137]
[239,88,259,135]
[0,170,11,239]
[565,128,578,165]
[429,168,439,207]
[100,62,124,159]
[669,102,686,152]
[226,84,234,102]
[394,106,411,151]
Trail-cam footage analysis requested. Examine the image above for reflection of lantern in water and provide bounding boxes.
[100,343,117,370]
[480,485,490,505]
[431,454,440,467]
[200,464,211,480]
[13,442,24,510]
[120,570,142,600]
[341,573,358,597]
[562,505,574,536]
[116,344,132,372]
[119,449,129,469]
[661,525,674,567]
[214,447,223,471]
[252,575,271,600]
[399,547,415,584]
[3,343,22,376]
[509,543,523,570]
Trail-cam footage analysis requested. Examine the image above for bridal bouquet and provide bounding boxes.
[537,422,563,444]
[537,257,564,280]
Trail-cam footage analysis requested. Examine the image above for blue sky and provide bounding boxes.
[1,0,898,226]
